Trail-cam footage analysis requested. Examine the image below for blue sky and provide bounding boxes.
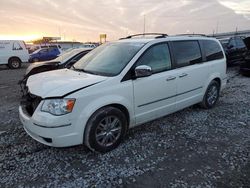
[0,0,249,41]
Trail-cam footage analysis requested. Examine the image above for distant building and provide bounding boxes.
[50,41,83,51]
[208,30,250,39]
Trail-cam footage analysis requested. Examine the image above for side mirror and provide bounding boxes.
[134,65,152,78]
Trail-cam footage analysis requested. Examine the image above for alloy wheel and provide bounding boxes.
[207,85,218,106]
[95,116,122,147]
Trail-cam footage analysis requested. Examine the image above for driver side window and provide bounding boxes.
[40,49,48,53]
[136,43,171,74]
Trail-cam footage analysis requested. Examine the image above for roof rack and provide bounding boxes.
[175,34,208,37]
[120,33,168,40]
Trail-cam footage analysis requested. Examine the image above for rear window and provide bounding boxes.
[172,41,202,67]
[202,40,224,61]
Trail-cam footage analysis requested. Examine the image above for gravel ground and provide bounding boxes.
[0,64,249,187]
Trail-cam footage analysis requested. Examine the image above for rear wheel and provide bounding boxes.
[201,80,220,109]
[8,58,21,69]
[84,107,127,153]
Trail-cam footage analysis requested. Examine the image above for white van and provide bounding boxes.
[0,40,29,69]
[19,34,227,152]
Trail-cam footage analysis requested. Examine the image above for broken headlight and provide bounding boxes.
[41,99,75,116]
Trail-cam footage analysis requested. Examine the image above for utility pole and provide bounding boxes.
[216,20,219,34]
[58,26,61,39]
[143,14,146,35]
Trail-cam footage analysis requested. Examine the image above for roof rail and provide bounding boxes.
[175,34,208,37]
[120,33,168,40]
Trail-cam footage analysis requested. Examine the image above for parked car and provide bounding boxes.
[220,36,248,66]
[19,34,227,153]
[79,43,97,48]
[27,44,62,54]
[240,37,250,76]
[0,40,29,69]
[19,48,92,87]
[29,46,61,63]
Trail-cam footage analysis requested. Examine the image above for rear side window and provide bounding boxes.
[136,43,172,73]
[235,37,246,48]
[40,49,48,53]
[228,38,236,48]
[172,41,202,68]
[202,40,224,61]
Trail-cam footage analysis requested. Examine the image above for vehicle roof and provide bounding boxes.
[116,35,218,44]
[56,48,92,64]
[0,40,24,42]
[72,47,92,52]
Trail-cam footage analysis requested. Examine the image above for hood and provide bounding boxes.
[25,61,60,76]
[243,37,250,50]
[27,69,107,98]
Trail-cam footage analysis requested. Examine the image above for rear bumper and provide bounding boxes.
[19,106,82,147]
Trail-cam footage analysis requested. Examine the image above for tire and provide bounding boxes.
[8,57,21,69]
[84,107,127,153]
[201,80,220,109]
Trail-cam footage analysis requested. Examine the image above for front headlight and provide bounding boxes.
[41,99,75,116]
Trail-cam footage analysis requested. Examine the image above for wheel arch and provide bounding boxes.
[84,103,131,131]
[213,77,221,89]
[8,56,22,63]
[204,74,222,93]
[103,103,130,128]
[82,103,131,151]
[75,95,134,144]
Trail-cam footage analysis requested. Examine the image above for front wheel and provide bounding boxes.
[84,107,127,153]
[8,58,21,69]
[201,80,220,109]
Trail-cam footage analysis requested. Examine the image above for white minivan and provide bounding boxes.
[19,34,227,152]
[0,40,29,69]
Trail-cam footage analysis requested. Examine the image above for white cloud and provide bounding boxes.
[190,2,217,13]
[218,0,250,19]
[0,0,249,41]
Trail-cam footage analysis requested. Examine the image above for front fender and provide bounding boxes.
[75,95,135,137]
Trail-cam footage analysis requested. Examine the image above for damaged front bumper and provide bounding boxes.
[19,105,82,147]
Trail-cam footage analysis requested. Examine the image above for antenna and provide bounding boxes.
[143,15,146,35]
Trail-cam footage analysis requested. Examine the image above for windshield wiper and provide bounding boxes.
[71,65,85,72]
[81,69,101,76]
[71,66,100,75]
[71,65,77,70]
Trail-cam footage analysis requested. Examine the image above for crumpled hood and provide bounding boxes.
[25,61,60,76]
[27,69,107,98]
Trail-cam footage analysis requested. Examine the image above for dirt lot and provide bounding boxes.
[0,64,249,187]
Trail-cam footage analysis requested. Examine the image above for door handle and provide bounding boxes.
[179,73,188,78]
[166,76,176,81]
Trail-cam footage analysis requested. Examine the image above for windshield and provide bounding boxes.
[73,42,145,76]
[54,49,77,62]
[32,48,42,54]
